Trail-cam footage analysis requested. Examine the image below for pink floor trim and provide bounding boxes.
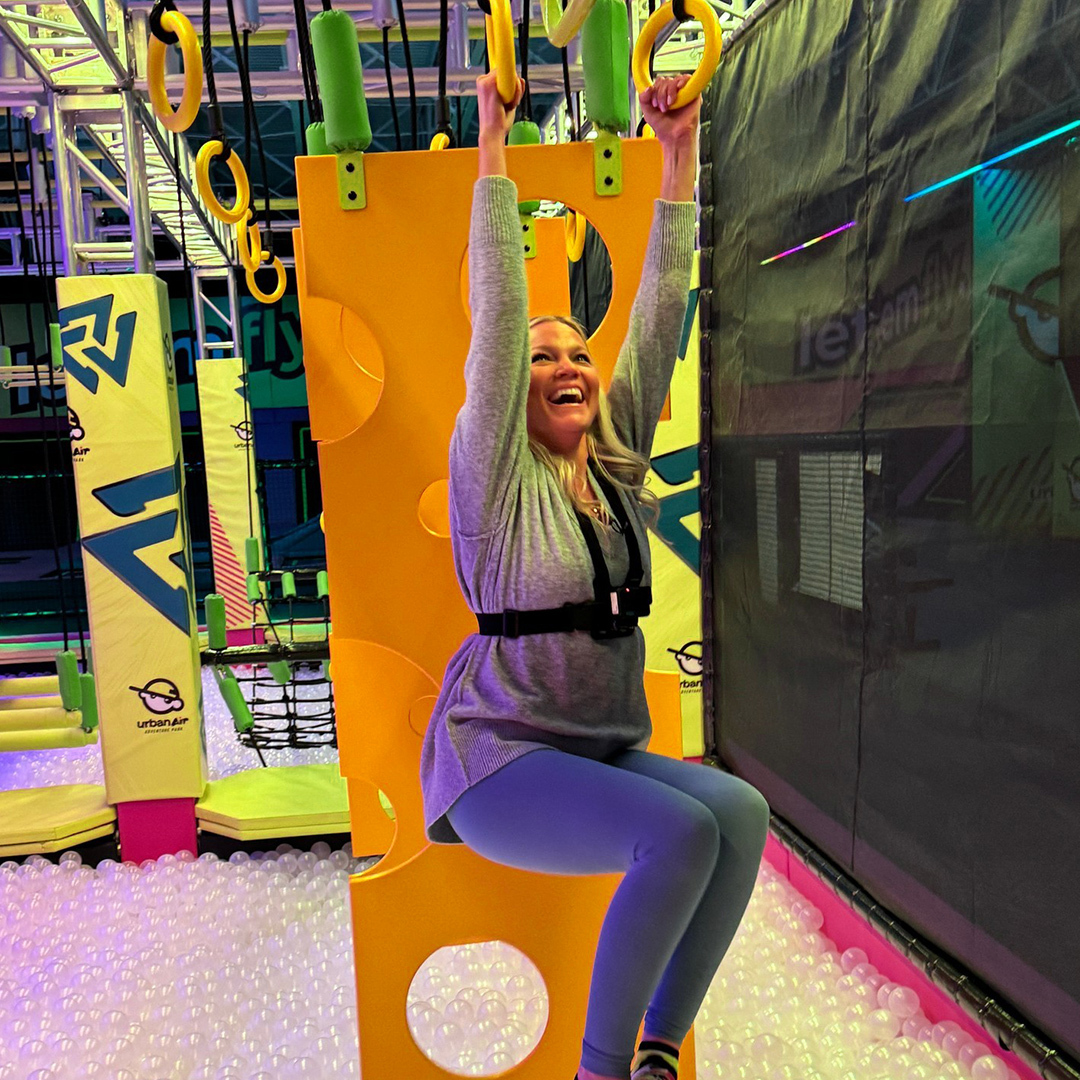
[117,798,198,863]
[225,626,265,647]
[764,836,1039,1080]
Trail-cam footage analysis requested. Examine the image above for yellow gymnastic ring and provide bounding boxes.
[632,0,722,110]
[541,0,596,48]
[146,9,203,133]
[484,0,517,105]
[195,139,251,225]
[565,211,586,263]
[430,132,450,151]
[246,256,287,305]
[642,122,656,139]
[235,212,266,273]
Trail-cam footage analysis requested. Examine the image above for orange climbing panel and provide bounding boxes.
[296,139,695,1079]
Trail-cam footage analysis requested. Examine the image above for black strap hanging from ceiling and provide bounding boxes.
[382,27,403,151]
[291,0,322,125]
[394,0,419,150]
[226,0,273,255]
[436,0,454,144]
[518,6,533,122]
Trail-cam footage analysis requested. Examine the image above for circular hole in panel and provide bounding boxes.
[406,941,549,1075]
[459,205,613,336]
[418,480,451,538]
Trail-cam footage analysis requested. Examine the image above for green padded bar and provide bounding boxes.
[311,9,373,153]
[581,0,630,134]
[205,594,227,650]
[0,346,11,365]
[268,661,291,686]
[50,323,62,369]
[305,121,329,156]
[281,571,297,599]
[246,574,262,603]
[509,121,542,214]
[56,651,81,711]
[244,536,261,573]
[316,570,329,599]
[214,667,254,734]
[79,674,98,732]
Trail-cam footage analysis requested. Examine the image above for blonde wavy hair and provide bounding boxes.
[528,315,659,531]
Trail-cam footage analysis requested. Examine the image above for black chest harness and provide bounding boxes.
[476,460,652,640]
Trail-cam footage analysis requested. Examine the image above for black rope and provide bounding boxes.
[18,117,72,653]
[382,27,402,151]
[561,46,575,140]
[394,0,419,149]
[322,0,332,8]
[292,0,322,123]
[148,0,179,45]
[40,127,86,660]
[227,0,273,256]
[170,132,197,359]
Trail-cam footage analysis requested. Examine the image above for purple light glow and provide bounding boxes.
[760,220,858,265]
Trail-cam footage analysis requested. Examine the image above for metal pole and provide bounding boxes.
[226,268,241,360]
[192,270,209,360]
[119,89,153,274]
[48,93,79,277]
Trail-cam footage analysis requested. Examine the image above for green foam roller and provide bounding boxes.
[305,121,329,156]
[246,574,262,603]
[281,571,297,599]
[215,668,254,734]
[56,650,81,711]
[581,0,630,134]
[205,594,227,650]
[50,323,62,369]
[244,536,261,573]
[268,661,291,686]
[0,345,11,365]
[316,570,329,599]
[509,123,542,214]
[311,9,373,153]
[79,673,98,731]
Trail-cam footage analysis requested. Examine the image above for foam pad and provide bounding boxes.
[196,763,350,839]
[305,121,329,156]
[509,121,542,214]
[205,593,227,650]
[311,9,373,153]
[581,0,630,133]
[0,785,115,856]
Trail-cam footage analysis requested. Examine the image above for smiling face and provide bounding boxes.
[526,318,601,459]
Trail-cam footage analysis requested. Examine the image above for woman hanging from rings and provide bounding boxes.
[420,70,770,1080]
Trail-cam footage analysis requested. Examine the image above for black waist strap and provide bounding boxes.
[476,586,652,639]
[477,460,649,639]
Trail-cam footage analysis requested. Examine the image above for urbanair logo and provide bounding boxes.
[81,457,195,635]
[68,407,90,460]
[58,293,137,394]
[667,641,703,691]
[231,419,253,444]
[130,678,190,731]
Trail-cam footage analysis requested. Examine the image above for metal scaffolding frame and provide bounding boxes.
[0,0,767,275]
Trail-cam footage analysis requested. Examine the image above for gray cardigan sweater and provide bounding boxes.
[420,175,695,844]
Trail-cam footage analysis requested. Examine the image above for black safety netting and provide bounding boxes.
[703,0,1080,1057]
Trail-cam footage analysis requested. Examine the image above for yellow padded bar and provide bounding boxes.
[0,694,64,711]
[0,728,98,752]
[0,675,60,696]
[0,707,84,732]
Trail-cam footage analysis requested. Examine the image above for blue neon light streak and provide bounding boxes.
[904,119,1080,202]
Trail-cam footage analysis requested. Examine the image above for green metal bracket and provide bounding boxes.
[337,151,367,210]
[520,214,537,260]
[593,131,623,196]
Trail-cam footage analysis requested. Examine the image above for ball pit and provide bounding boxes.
[0,850,1020,1080]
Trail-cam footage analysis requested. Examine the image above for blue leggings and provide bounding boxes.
[445,748,770,1078]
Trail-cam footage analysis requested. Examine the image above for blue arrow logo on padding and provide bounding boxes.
[59,294,137,394]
